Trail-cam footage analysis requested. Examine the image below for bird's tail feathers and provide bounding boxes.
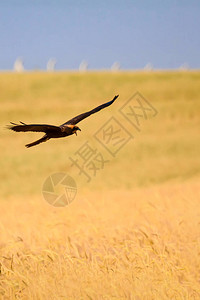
[25,135,50,148]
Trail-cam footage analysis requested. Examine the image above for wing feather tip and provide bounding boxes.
[113,95,119,101]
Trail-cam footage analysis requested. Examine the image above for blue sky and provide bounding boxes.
[0,1,200,70]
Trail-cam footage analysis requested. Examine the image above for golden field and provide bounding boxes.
[0,71,200,299]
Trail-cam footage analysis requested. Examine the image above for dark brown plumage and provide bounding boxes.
[8,95,119,148]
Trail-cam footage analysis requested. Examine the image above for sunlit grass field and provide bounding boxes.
[0,71,200,299]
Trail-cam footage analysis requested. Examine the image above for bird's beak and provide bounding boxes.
[74,128,81,136]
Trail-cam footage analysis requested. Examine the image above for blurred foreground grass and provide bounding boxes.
[0,71,200,299]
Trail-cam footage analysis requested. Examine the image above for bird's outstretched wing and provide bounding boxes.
[61,95,119,126]
[8,122,61,133]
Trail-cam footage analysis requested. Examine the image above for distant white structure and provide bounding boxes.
[79,60,88,72]
[47,58,57,71]
[13,57,24,72]
[144,63,153,71]
[179,63,189,71]
[111,61,121,72]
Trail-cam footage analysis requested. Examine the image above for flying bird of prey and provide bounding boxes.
[8,95,119,148]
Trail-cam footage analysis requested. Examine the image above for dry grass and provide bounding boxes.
[0,71,200,299]
[1,181,200,299]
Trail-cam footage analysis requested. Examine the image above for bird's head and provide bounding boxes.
[73,126,81,136]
